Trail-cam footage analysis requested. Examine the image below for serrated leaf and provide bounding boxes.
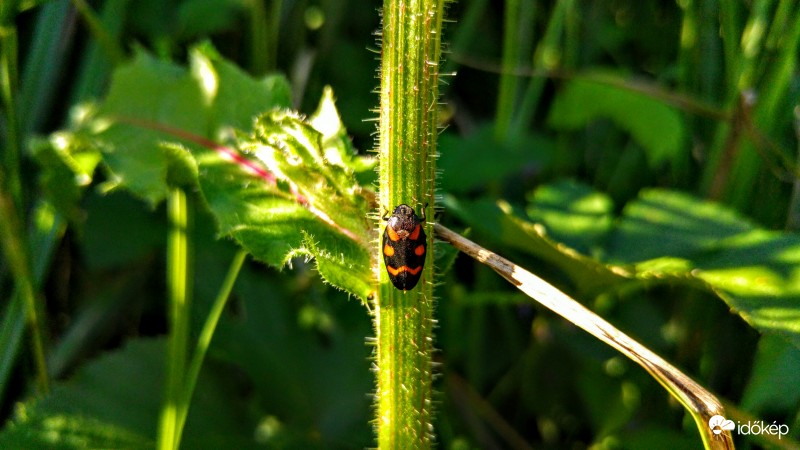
[197,147,374,301]
[304,234,373,301]
[48,43,375,301]
[308,86,360,170]
[97,124,197,203]
[246,110,371,237]
[200,44,292,131]
[84,50,205,202]
[307,86,376,184]
[547,74,686,167]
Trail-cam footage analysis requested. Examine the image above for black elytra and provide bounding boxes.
[382,204,428,291]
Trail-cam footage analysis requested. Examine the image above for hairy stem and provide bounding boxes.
[376,0,445,447]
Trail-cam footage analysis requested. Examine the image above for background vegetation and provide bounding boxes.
[1,0,799,448]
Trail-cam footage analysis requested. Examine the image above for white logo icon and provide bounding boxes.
[709,415,735,435]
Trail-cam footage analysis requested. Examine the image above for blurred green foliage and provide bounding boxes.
[1,0,799,449]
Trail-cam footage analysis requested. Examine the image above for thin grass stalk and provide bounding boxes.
[0,21,50,395]
[512,0,570,136]
[495,0,522,138]
[1,23,22,206]
[70,0,126,65]
[246,0,277,75]
[174,250,247,445]
[0,184,49,394]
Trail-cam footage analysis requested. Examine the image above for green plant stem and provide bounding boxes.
[158,188,192,450]
[174,250,247,446]
[377,0,444,447]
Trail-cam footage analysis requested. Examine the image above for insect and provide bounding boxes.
[382,204,428,291]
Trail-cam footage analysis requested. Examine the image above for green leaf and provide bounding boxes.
[604,190,800,347]
[79,45,291,203]
[198,110,374,301]
[692,230,800,349]
[200,43,292,131]
[443,194,625,295]
[451,184,800,350]
[605,189,755,264]
[547,74,686,167]
[0,340,164,447]
[50,43,374,300]
[526,179,614,256]
[87,50,206,202]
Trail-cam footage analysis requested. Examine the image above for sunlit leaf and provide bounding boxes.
[199,104,375,300]
[526,179,614,256]
[40,44,374,300]
[77,45,291,203]
[692,230,800,349]
[606,189,755,263]
[451,185,800,349]
[443,194,626,295]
